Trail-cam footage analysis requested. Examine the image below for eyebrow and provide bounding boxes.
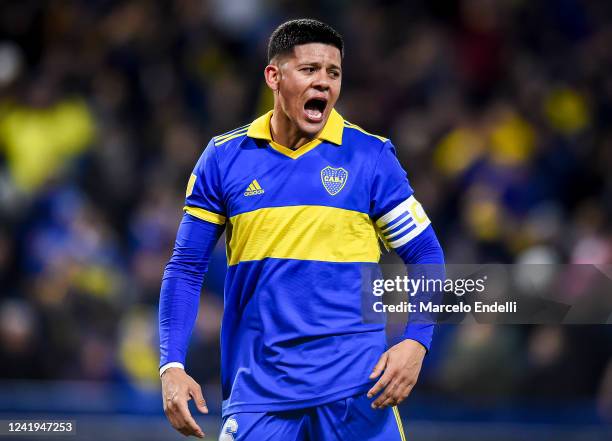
[298,61,342,70]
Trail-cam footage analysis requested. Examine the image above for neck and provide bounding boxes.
[270,106,314,150]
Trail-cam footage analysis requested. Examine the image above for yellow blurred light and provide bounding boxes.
[434,127,485,176]
[72,265,115,298]
[489,111,535,166]
[544,87,590,135]
[119,310,159,385]
[466,199,501,241]
[0,98,95,192]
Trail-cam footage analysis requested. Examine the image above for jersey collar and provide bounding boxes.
[247,108,344,158]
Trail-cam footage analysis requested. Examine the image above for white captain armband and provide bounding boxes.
[376,195,431,248]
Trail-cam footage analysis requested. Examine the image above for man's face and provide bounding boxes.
[269,43,342,136]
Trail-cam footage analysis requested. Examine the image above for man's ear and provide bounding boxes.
[264,63,280,92]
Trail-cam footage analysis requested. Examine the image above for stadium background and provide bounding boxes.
[0,0,610,439]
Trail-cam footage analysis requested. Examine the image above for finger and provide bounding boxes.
[372,379,400,408]
[178,426,193,437]
[165,408,180,432]
[369,352,389,380]
[376,383,401,409]
[394,384,414,406]
[169,407,195,437]
[164,399,183,429]
[379,395,399,409]
[168,409,195,438]
[400,383,415,401]
[176,399,204,438]
[367,370,394,399]
[380,382,415,409]
[190,384,209,414]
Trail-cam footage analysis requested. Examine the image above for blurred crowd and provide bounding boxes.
[0,0,610,422]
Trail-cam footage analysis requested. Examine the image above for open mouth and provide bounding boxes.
[304,98,327,122]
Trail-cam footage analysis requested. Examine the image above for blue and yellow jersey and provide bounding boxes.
[185,109,431,416]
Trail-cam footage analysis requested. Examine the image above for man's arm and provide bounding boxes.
[367,225,445,409]
[365,139,445,409]
[159,213,224,439]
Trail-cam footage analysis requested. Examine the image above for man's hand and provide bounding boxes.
[161,367,208,438]
[367,339,426,409]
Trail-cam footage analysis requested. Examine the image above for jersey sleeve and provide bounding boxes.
[370,140,431,249]
[184,139,226,225]
[370,141,444,352]
[159,213,225,371]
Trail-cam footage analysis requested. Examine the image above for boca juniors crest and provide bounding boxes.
[321,166,348,196]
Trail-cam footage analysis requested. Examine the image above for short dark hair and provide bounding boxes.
[267,19,344,62]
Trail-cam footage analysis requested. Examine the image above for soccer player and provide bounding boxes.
[159,19,444,440]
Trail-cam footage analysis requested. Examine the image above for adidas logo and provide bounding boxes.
[244,179,265,196]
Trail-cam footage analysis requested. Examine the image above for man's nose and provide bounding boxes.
[312,72,330,90]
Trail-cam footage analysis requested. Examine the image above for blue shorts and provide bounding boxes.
[218,392,406,441]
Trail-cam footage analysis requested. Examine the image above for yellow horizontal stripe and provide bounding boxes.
[226,205,380,266]
[184,206,226,225]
